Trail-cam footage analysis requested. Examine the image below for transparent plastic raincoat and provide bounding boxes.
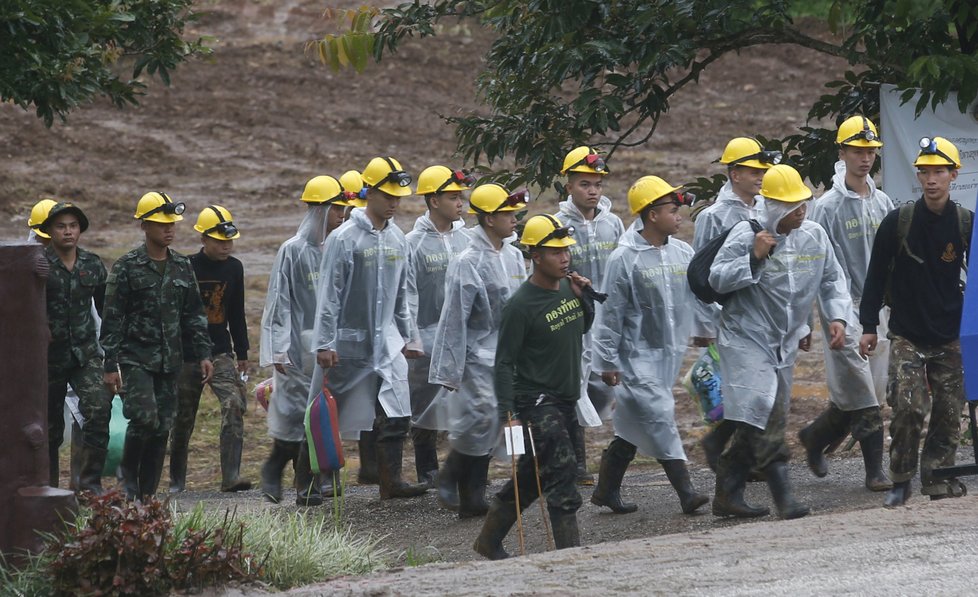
[557,195,625,422]
[259,205,329,441]
[709,199,852,429]
[592,226,693,460]
[810,160,895,405]
[423,226,526,455]
[311,207,419,438]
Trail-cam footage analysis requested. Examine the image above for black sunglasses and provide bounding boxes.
[141,192,186,220]
[204,206,238,239]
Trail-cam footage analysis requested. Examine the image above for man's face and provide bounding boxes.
[142,220,175,247]
[486,211,518,238]
[48,213,80,252]
[778,202,808,232]
[647,201,683,237]
[916,165,957,204]
[839,145,878,179]
[201,235,233,260]
[567,173,603,212]
[430,191,465,222]
[366,188,400,222]
[729,166,765,197]
[327,204,346,233]
[532,245,571,279]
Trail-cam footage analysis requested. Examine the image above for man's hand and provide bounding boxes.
[798,333,812,352]
[827,321,845,350]
[567,271,592,298]
[103,372,122,393]
[601,371,621,386]
[317,349,339,369]
[237,360,248,374]
[691,336,714,348]
[859,333,878,358]
[403,348,425,359]
[753,230,776,260]
[200,359,214,384]
[274,363,287,375]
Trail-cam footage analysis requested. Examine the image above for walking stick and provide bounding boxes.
[507,412,526,556]
[528,424,555,551]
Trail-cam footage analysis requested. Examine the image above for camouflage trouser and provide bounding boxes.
[172,354,246,457]
[49,356,112,450]
[120,364,180,436]
[495,400,583,515]
[886,335,965,495]
[720,366,792,471]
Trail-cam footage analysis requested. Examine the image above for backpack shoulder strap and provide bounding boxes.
[896,203,924,264]
[957,204,971,271]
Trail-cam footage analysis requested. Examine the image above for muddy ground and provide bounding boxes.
[3,0,957,583]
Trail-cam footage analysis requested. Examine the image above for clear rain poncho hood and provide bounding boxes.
[424,225,527,455]
[592,227,694,459]
[259,203,329,441]
[707,199,853,428]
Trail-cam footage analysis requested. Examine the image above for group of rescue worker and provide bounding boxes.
[28,114,971,559]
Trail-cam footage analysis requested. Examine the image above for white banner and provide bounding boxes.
[879,83,978,211]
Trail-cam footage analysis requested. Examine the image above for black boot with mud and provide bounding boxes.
[764,461,810,520]
[591,439,638,514]
[261,439,299,504]
[549,511,581,549]
[571,421,594,485]
[437,449,462,511]
[660,459,709,514]
[798,405,848,478]
[358,428,379,485]
[377,440,428,499]
[295,442,324,507]
[859,429,892,491]
[884,479,912,508]
[220,432,252,492]
[701,420,735,473]
[459,454,491,519]
[473,497,518,560]
[77,445,107,495]
[412,428,439,488]
[712,457,770,518]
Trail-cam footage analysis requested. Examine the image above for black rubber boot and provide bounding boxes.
[168,438,188,493]
[459,455,491,519]
[261,439,299,504]
[220,432,252,492]
[295,442,324,507]
[69,422,84,490]
[77,444,107,495]
[120,429,145,501]
[377,440,428,499]
[137,434,168,501]
[473,497,518,560]
[858,429,893,492]
[570,421,594,485]
[321,469,343,498]
[701,420,735,473]
[437,449,462,511]
[884,479,912,508]
[357,429,379,485]
[712,457,769,518]
[48,440,61,488]
[590,438,638,514]
[412,428,440,487]
[798,405,848,478]
[763,461,810,520]
[549,510,581,550]
[660,459,709,514]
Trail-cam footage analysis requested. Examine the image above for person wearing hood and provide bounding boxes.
[710,164,851,520]
[428,183,527,517]
[404,165,473,488]
[801,116,895,492]
[590,177,709,516]
[556,146,625,485]
[692,137,778,473]
[313,157,428,500]
[259,176,351,506]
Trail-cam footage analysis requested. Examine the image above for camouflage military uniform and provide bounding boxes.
[44,245,109,487]
[101,244,211,499]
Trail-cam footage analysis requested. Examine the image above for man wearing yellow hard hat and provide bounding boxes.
[801,116,895,493]
[101,192,214,502]
[860,136,973,507]
[170,205,252,495]
[475,214,596,559]
[428,182,527,518]
[590,176,709,516]
[312,157,428,500]
[259,175,353,506]
[556,146,624,486]
[709,164,851,521]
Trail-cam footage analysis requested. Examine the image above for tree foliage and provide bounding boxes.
[0,0,208,126]
[321,0,978,194]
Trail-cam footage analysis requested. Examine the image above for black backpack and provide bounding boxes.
[687,219,764,305]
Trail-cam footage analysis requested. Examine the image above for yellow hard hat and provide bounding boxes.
[194,205,241,240]
[416,165,474,196]
[627,176,684,214]
[836,115,883,148]
[561,146,609,175]
[520,214,577,248]
[914,136,961,169]
[760,164,812,203]
[468,183,527,214]
[301,175,348,206]
[718,137,781,169]
[339,170,367,208]
[28,199,58,239]
[362,157,413,197]
[134,192,185,223]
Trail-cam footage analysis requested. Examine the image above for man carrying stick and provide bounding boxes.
[474,214,595,560]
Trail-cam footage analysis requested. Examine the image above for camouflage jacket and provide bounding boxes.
[45,245,107,368]
[100,244,212,374]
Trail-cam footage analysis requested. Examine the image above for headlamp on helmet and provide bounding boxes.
[435,169,477,195]
[139,192,186,221]
[568,153,607,174]
[728,150,782,168]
